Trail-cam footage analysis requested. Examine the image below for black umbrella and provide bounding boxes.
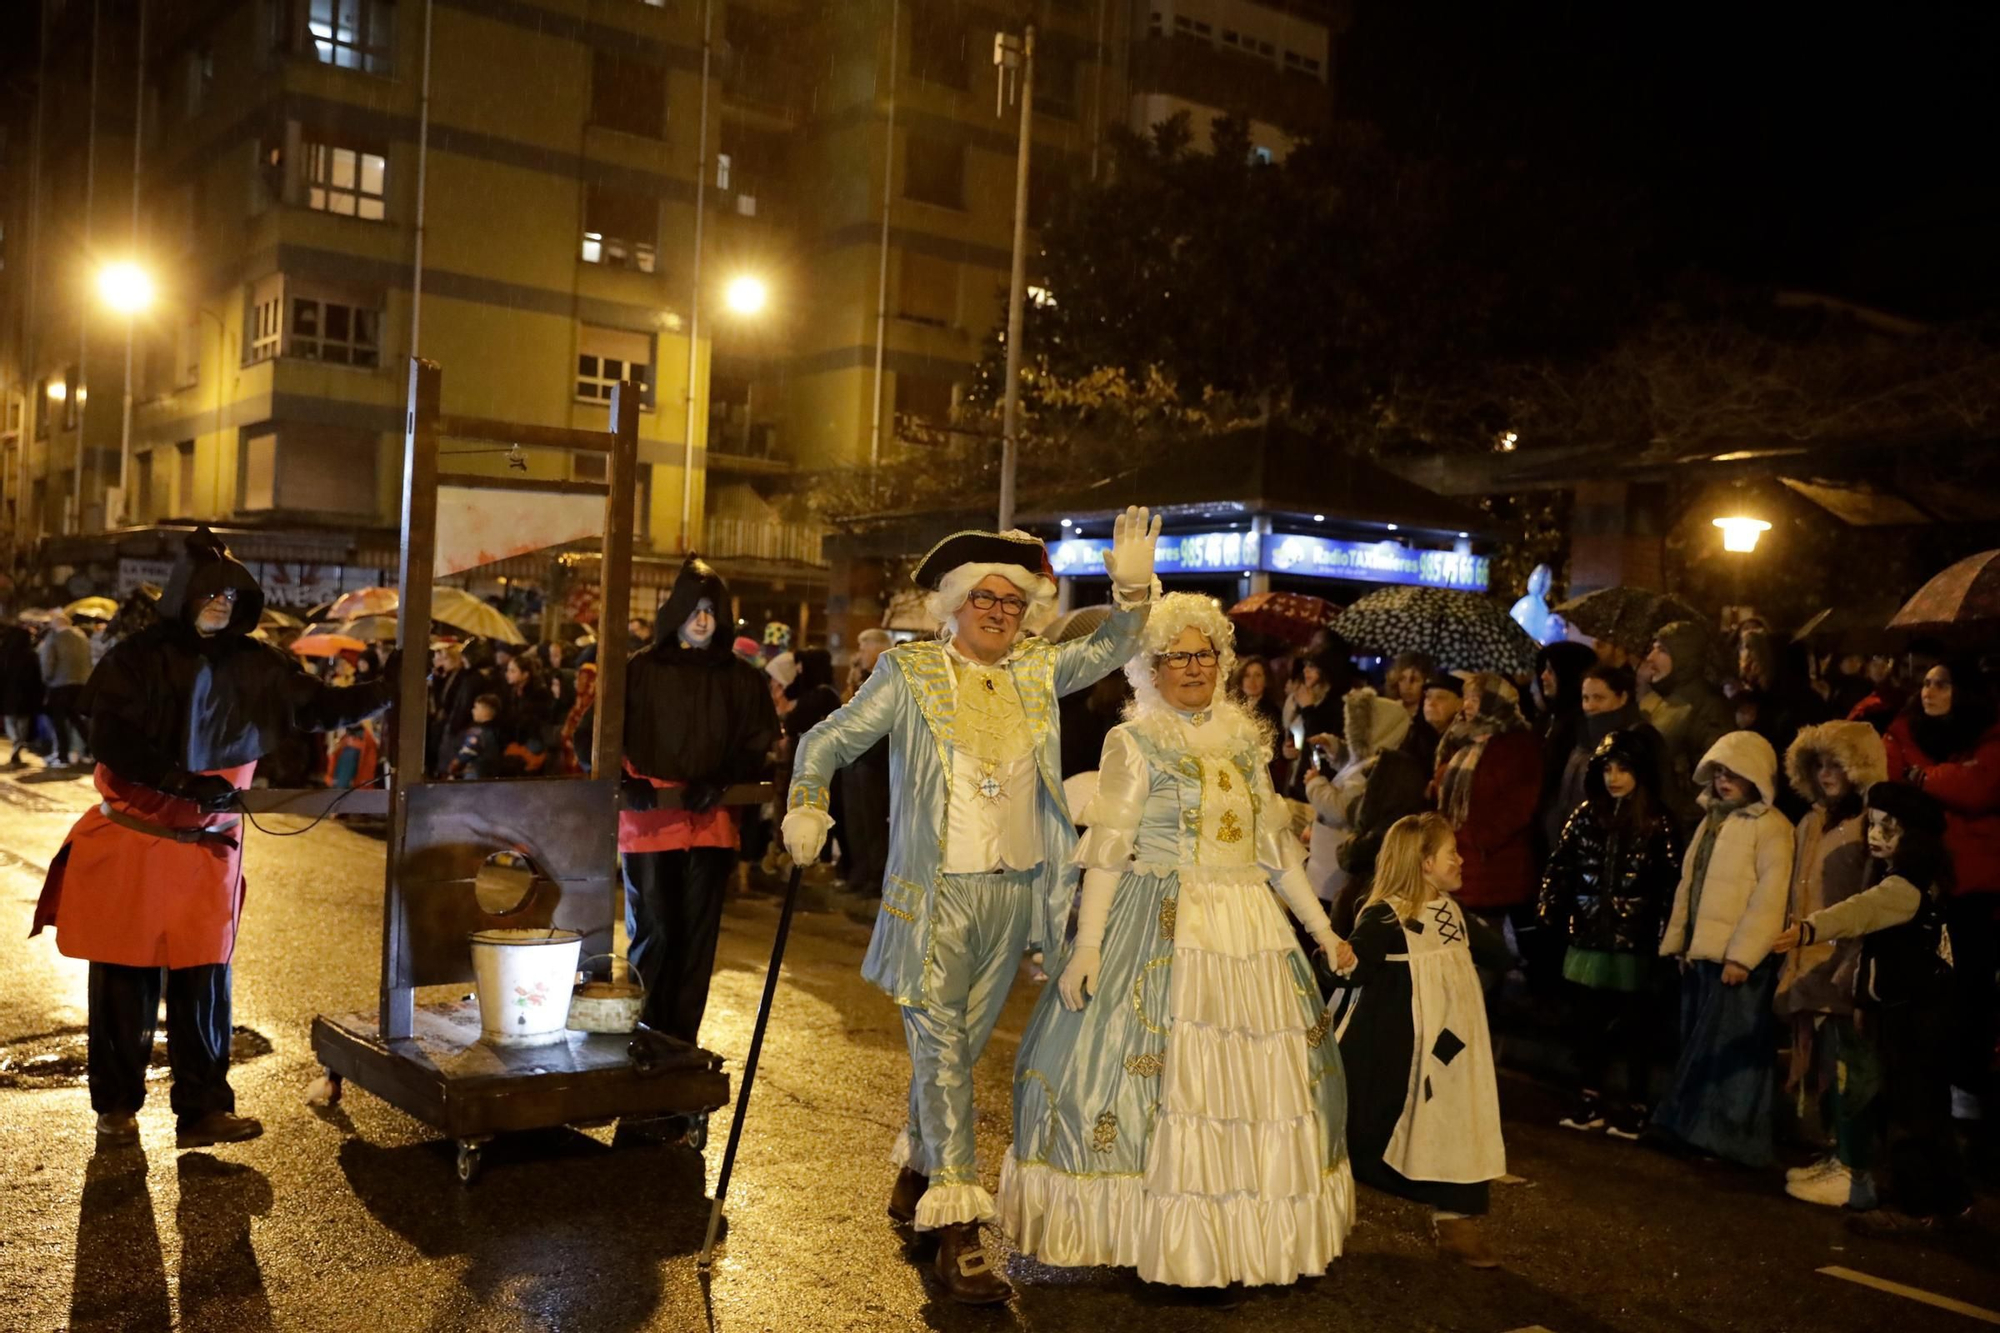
[1331,587,1540,674]
[1553,587,1704,656]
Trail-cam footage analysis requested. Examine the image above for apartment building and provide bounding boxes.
[0,0,1339,629]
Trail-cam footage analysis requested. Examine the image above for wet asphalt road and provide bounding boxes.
[1,765,1996,1333]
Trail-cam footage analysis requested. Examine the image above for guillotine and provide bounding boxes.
[304,359,730,1183]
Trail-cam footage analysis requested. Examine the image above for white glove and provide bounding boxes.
[1101,504,1163,594]
[1058,945,1101,1011]
[781,807,833,864]
[1314,930,1357,974]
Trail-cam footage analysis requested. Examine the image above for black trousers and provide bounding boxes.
[1945,895,1998,1105]
[840,755,891,896]
[1876,984,1971,1218]
[1567,980,1654,1104]
[623,847,734,1045]
[88,962,236,1126]
[47,684,86,762]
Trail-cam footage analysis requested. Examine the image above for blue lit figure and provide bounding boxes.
[1511,565,1562,645]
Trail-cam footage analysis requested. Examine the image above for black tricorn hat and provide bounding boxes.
[912,530,1053,591]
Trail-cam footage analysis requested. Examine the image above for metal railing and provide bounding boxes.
[701,516,826,566]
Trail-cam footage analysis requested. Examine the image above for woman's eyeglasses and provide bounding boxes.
[965,590,1029,618]
[1156,649,1219,670]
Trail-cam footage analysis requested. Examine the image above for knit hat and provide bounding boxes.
[1863,781,1946,838]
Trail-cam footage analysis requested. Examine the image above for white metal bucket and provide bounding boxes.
[469,928,582,1046]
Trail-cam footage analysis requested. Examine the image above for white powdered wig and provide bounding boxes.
[1123,592,1240,714]
[926,553,1057,637]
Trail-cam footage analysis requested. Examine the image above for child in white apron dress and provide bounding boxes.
[1331,811,1511,1267]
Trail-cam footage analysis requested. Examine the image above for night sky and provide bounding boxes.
[1338,1,2000,321]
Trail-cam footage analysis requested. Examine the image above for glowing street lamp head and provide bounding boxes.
[724,275,768,316]
[98,262,154,315]
[1712,515,1771,553]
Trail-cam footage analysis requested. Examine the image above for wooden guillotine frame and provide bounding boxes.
[309,359,728,1183]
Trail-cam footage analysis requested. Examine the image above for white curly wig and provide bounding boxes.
[925,537,1058,639]
[1124,592,1239,712]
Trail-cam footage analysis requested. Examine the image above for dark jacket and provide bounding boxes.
[84,527,394,789]
[1538,730,1680,954]
[0,624,44,718]
[623,558,778,786]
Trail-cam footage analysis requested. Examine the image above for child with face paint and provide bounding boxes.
[1770,783,1969,1231]
[1652,731,1794,1166]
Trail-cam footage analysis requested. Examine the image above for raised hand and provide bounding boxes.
[1101,505,1164,592]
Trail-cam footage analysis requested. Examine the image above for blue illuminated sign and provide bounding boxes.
[1048,530,1488,592]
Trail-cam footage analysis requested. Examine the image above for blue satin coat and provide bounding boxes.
[789,606,1149,1007]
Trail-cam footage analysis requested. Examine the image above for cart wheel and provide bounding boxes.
[456,1140,483,1185]
[684,1113,709,1153]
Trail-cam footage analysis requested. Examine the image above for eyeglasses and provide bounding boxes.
[965,589,1029,618]
[1156,649,1219,670]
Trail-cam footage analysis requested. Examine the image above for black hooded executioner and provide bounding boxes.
[31,527,394,1149]
[619,556,776,1056]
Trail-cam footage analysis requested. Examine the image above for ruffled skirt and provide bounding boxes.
[1001,865,1353,1287]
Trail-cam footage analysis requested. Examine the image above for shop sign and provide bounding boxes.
[117,558,391,610]
[1048,530,1488,592]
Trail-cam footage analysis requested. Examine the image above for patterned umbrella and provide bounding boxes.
[1888,549,2000,630]
[1553,587,1704,656]
[329,586,399,621]
[1227,592,1342,648]
[1332,586,1540,674]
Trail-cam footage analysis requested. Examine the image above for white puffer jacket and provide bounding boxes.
[1304,689,1411,900]
[1659,730,1795,970]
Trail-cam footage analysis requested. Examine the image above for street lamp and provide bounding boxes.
[97,260,154,527]
[1712,515,1771,553]
[723,275,768,317]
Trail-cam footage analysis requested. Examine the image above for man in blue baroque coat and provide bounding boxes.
[783,506,1161,1303]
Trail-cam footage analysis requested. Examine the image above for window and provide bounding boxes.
[908,3,967,89]
[175,316,202,388]
[34,380,49,438]
[572,452,608,483]
[238,423,379,514]
[177,440,196,512]
[246,276,284,363]
[308,0,394,75]
[896,249,957,327]
[903,135,964,210]
[185,47,215,117]
[576,325,654,409]
[290,296,381,366]
[591,49,667,138]
[894,373,956,439]
[305,141,386,219]
[581,184,657,272]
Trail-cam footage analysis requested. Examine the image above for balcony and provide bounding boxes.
[702,517,826,568]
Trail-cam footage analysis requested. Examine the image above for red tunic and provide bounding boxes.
[617,759,739,854]
[31,763,256,969]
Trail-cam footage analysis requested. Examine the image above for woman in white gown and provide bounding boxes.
[1000,594,1355,1296]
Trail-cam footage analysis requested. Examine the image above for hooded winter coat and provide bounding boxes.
[1882,674,2000,896]
[1659,730,1794,970]
[620,557,779,851]
[1304,688,1409,901]
[1643,620,1735,835]
[1775,721,1887,1016]
[0,623,44,718]
[31,527,394,968]
[1539,729,1679,954]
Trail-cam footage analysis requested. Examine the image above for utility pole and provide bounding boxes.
[116,0,146,526]
[867,0,900,476]
[74,0,100,533]
[995,24,1033,530]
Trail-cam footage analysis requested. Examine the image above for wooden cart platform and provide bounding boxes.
[313,1003,728,1180]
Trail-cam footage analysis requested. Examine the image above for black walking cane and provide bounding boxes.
[698,864,805,1269]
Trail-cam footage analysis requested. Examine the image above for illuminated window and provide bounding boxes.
[305,142,386,219]
[290,297,380,366]
[576,325,654,409]
[307,0,394,75]
[581,184,657,272]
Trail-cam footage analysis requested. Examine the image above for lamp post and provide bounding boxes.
[1712,515,1770,554]
[994,24,1034,531]
[97,261,153,526]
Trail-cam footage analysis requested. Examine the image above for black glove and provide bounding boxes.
[166,771,239,812]
[681,780,726,814]
[620,778,657,813]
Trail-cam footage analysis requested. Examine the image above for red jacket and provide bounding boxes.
[1883,715,2000,896]
[1449,729,1543,910]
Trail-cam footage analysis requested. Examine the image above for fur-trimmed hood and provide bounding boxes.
[1694,729,1779,808]
[1784,720,1888,804]
[1342,686,1411,763]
